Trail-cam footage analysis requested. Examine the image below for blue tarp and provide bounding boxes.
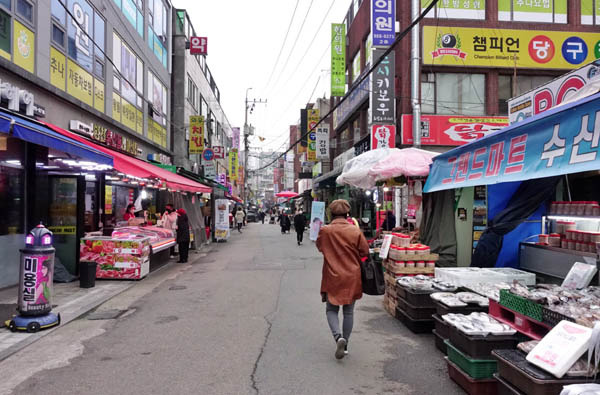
[424,92,600,193]
[1,110,112,166]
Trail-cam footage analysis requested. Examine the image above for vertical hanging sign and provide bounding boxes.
[307,109,319,161]
[228,150,238,181]
[372,0,395,47]
[316,124,330,160]
[370,49,395,124]
[232,127,240,151]
[189,115,204,154]
[331,23,346,97]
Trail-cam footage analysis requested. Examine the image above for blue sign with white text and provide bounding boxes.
[371,0,395,47]
[424,92,600,193]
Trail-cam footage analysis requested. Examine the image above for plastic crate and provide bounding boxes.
[395,306,434,333]
[499,289,543,322]
[433,329,447,355]
[448,324,522,359]
[434,299,488,316]
[488,299,550,340]
[433,313,450,339]
[445,340,497,379]
[396,297,436,320]
[542,306,576,327]
[401,286,436,308]
[494,373,526,395]
[492,349,597,395]
[446,357,498,395]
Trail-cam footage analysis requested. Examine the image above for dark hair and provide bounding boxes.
[126,204,135,211]
[166,203,174,208]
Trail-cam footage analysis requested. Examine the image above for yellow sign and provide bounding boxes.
[50,47,66,91]
[307,109,319,162]
[94,78,105,113]
[423,26,600,69]
[189,115,204,154]
[105,185,113,215]
[13,20,34,73]
[136,108,143,134]
[149,118,167,148]
[67,61,94,106]
[229,150,238,181]
[112,93,122,123]
[48,226,76,235]
[121,100,137,132]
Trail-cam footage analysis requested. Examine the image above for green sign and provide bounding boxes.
[422,0,485,20]
[331,23,346,97]
[499,0,566,23]
[581,0,600,25]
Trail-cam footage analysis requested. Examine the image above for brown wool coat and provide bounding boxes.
[316,218,370,306]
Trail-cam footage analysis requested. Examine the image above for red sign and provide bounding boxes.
[190,37,207,55]
[371,124,396,149]
[401,115,508,146]
[213,146,224,158]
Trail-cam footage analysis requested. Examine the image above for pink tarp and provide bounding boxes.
[368,148,438,180]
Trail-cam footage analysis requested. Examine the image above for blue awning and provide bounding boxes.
[424,92,600,193]
[0,110,112,166]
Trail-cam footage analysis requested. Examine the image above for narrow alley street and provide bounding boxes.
[2,223,462,395]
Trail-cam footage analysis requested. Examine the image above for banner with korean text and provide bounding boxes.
[316,124,330,160]
[232,127,240,151]
[189,115,204,154]
[228,150,238,181]
[424,93,600,193]
[371,0,395,47]
[307,109,319,161]
[370,49,395,124]
[331,24,346,97]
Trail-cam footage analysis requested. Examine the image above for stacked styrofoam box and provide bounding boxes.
[435,267,535,287]
[483,268,536,286]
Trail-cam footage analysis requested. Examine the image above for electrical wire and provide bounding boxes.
[254,0,441,172]
[263,0,301,92]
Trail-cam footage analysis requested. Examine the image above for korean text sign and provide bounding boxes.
[316,124,330,160]
[424,93,600,193]
[215,199,230,240]
[331,24,346,97]
[372,0,395,47]
[232,127,240,151]
[190,37,207,55]
[423,26,600,69]
[228,150,238,181]
[189,115,204,154]
[401,115,508,146]
[307,109,319,161]
[371,124,396,149]
[370,49,395,123]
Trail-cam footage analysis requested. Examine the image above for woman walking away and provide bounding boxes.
[235,207,245,233]
[316,199,369,360]
[176,208,190,263]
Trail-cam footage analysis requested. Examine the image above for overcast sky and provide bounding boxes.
[172,0,352,152]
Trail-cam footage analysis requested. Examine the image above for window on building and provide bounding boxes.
[497,74,555,115]
[352,51,361,83]
[113,32,143,107]
[499,0,567,23]
[51,0,65,24]
[0,8,10,57]
[364,33,372,67]
[187,75,198,109]
[148,71,167,126]
[581,0,599,24]
[16,0,32,23]
[115,0,143,37]
[421,72,485,115]
[52,23,65,47]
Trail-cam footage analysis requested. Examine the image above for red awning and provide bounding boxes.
[44,122,211,193]
[226,194,243,203]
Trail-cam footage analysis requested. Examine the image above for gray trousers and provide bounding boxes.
[326,301,355,342]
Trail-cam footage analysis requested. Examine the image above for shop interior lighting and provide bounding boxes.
[365,190,372,196]
[383,187,390,192]
[141,189,147,199]
[5,160,21,165]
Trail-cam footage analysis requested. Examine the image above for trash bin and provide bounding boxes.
[79,260,97,288]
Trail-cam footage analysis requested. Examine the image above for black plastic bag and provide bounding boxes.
[361,257,385,295]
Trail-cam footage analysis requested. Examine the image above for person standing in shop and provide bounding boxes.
[162,203,178,258]
[123,204,136,221]
[176,208,190,263]
[294,209,307,245]
[317,199,369,360]
[235,207,245,233]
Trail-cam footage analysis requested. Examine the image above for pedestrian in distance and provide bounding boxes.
[294,209,307,245]
[175,208,190,263]
[316,199,369,360]
[279,212,291,234]
[162,203,178,258]
[235,207,245,233]
[260,211,266,224]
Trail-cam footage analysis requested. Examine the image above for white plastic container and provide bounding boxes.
[482,268,536,286]
[526,320,592,378]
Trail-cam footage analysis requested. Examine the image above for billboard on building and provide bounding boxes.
[370,49,395,124]
[331,23,346,97]
[401,115,508,146]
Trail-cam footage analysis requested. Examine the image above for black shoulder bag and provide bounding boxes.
[361,257,385,295]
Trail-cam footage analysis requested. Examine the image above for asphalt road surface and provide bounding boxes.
[3,223,464,395]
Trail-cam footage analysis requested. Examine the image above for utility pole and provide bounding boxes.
[244,89,266,205]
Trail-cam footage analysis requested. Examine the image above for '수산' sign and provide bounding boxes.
[424,92,600,193]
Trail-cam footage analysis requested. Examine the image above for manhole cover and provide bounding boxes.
[87,309,128,320]
[168,285,187,291]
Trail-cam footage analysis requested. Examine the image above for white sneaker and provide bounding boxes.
[335,337,347,360]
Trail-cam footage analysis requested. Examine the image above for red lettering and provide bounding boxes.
[534,88,553,115]
[485,142,505,177]
[442,157,458,184]
[468,147,487,180]
[454,153,471,183]
[556,76,585,106]
[505,134,528,174]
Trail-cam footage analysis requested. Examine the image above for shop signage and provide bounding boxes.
[307,109,319,161]
[316,124,330,160]
[312,162,322,178]
[333,147,356,170]
[69,120,93,137]
[331,23,346,97]
[371,124,396,149]
[401,115,508,146]
[190,36,207,55]
[213,146,225,158]
[217,173,226,185]
[423,26,600,69]
[203,162,216,179]
[147,153,172,165]
[202,148,214,162]
[370,49,395,124]
[232,127,240,151]
[354,136,370,156]
[228,150,238,181]
[423,0,485,20]
[0,80,45,117]
[424,93,600,193]
[508,61,600,124]
[333,75,370,130]
[371,0,395,47]
[189,115,204,154]
[500,0,566,23]
[214,198,230,240]
[91,124,140,156]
